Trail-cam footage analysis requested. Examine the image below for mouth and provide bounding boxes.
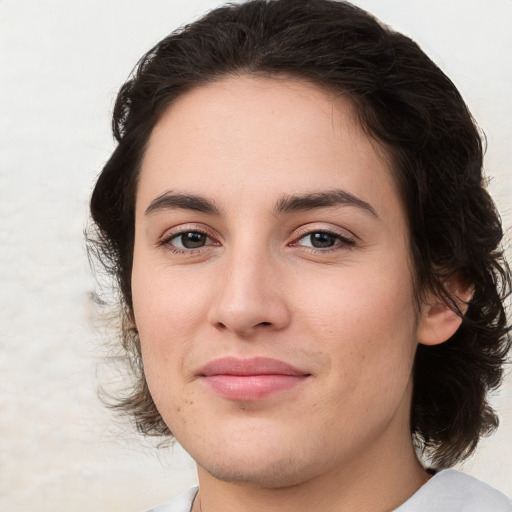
[198,356,310,401]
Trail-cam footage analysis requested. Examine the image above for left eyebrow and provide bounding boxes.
[274,189,378,218]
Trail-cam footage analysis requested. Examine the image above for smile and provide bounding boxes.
[198,357,310,400]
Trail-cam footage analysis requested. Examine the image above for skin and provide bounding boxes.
[131,76,462,512]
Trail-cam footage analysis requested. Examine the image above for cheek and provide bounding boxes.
[296,258,418,385]
[299,262,416,336]
[132,260,210,341]
[130,261,219,411]
[131,268,199,416]
[131,268,178,377]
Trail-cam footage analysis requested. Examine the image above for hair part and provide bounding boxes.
[88,0,511,469]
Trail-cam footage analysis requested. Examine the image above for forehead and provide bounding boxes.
[138,75,400,222]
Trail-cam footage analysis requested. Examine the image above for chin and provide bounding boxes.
[198,453,314,489]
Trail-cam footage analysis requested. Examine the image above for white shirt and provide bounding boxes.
[145,469,512,512]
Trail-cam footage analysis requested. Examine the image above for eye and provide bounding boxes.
[294,231,355,250]
[167,231,213,250]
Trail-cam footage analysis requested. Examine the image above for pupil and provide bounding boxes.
[182,232,206,248]
[311,232,336,248]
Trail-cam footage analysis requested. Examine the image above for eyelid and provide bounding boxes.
[291,223,357,243]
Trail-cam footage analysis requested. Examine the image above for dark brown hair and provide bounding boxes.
[89,0,511,468]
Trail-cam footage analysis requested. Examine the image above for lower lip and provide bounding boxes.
[202,374,307,400]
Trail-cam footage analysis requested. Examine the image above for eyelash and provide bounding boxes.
[158,227,356,255]
[290,228,356,253]
[159,226,219,255]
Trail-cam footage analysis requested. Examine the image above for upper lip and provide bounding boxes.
[198,357,308,376]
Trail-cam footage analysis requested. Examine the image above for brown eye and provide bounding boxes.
[299,232,339,248]
[171,231,211,249]
[309,232,338,248]
[295,231,355,250]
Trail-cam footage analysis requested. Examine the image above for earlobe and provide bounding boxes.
[417,282,473,346]
[417,301,463,346]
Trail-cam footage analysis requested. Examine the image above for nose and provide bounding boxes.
[208,248,292,337]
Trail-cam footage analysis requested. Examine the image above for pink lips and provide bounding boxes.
[198,357,309,400]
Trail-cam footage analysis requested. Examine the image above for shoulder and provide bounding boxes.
[395,469,512,512]
[143,486,198,512]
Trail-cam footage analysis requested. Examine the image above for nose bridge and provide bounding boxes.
[227,245,273,303]
[211,236,290,335]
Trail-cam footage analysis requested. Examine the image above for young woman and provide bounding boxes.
[89,1,512,510]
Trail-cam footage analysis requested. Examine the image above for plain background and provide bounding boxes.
[1,1,511,511]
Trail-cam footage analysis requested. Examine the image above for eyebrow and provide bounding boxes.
[145,188,377,218]
[145,192,220,216]
[274,189,377,217]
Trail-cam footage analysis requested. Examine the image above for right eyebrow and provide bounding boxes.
[145,192,220,216]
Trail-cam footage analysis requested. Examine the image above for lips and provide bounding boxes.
[198,357,310,400]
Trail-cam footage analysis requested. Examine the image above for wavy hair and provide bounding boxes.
[88,0,511,468]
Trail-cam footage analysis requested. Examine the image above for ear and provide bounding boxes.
[417,280,473,346]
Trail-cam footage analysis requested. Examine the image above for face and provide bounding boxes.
[132,76,423,488]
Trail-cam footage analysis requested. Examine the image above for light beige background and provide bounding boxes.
[0,1,510,511]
